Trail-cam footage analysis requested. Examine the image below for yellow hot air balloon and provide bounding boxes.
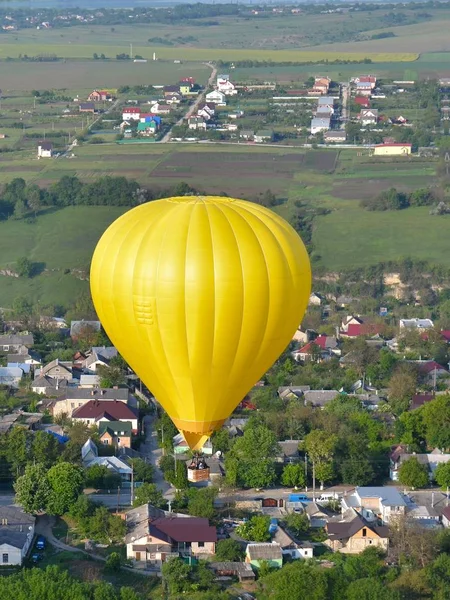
[90,196,311,451]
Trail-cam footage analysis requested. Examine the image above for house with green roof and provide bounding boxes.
[137,121,158,137]
[99,420,132,448]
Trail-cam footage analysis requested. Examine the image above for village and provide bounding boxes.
[2,279,450,590]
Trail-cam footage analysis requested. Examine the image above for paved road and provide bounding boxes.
[139,414,174,499]
[160,62,217,143]
[341,82,350,124]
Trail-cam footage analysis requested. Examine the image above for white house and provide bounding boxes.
[341,487,406,524]
[399,318,434,330]
[206,91,226,105]
[217,77,238,96]
[122,107,141,121]
[37,141,53,158]
[150,102,171,115]
[0,506,35,565]
[81,438,132,481]
[0,367,24,388]
[188,116,207,131]
[311,117,330,134]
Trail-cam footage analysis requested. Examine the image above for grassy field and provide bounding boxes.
[0,60,211,92]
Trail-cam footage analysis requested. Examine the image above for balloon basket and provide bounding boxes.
[187,455,210,483]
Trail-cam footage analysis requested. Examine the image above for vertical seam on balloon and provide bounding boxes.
[204,202,216,425]
[184,202,193,423]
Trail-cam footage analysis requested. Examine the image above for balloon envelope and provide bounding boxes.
[90,196,311,450]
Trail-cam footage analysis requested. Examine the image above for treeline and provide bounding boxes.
[361,187,437,211]
[216,58,373,68]
[0,177,201,220]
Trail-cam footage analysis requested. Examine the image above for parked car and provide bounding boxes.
[36,535,46,550]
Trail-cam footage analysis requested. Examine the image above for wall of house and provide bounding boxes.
[0,543,23,565]
[373,146,411,156]
[249,558,282,569]
[192,541,215,556]
[341,536,388,554]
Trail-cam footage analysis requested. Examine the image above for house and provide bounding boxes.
[309,292,323,306]
[197,107,213,120]
[0,506,35,566]
[373,143,412,156]
[415,360,448,381]
[83,346,118,372]
[311,117,330,134]
[165,92,182,104]
[137,121,158,136]
[354,96,370,108]
[79,374,100,388]
[278,440,301,464]
[272,526,313,559]
[390,448,450,481]
[79,102,96,113]
[88,90,112,102]
[150,102,171,115]
[39,316,67,329]
[188,116,207,131]
[36,358,72,381]
[216,75,237,96]
[355,75,377,88]
[51,387,130,419]
[206,90,226,105]
[442,506,450,528]
[400,318,434,330]
[341,315,363,332]
[81,438,132,479]
[245,543,282,569]
[292,335,339,362]
[31,375,67,395]
[7,351,41,368]
[178,82,192,95]
[0,367,24,388]
[37,141,53,158]
[71,399,138,432]
[411,393,434,410]
[305,502,330,528]
[0,334,33,353]
[341,486,406,524]
[254,130,273,143]
[210,562,255,582]
[70,320,101,339]
[355,81,373,96]
[340,323,384,338]
[324,130,346,143]
[164,85,181,96]
[122,107,141,121]
[326,511,389,554]
[359,108,378,125]
[81,438,98,465]
[99,421,132,448]
[303,390,339,408]
[240,130,254,141]
[173,433,213,455]
[126,512,217,569]
[316,107,333,119]
[317,96,335,112]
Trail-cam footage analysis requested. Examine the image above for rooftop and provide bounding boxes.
[356,486,406,507]
[150,516,217,543]
[72,400,137,421]
[246,543,282,560]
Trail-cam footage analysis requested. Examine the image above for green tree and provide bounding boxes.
[97,364,126,387]
[87,506,126,543]
[422,395,450,449]
[389,366,418,414]
[232,421,279,461]
[341,457,375,486]
[105,552,121,572]
[5,426,30,476]
[281,463,306,488]
[14,463,51,513]
[211,428,230,453]
[284,512,309,537]
[162,557,191,595]
[12,296,33,320]
[435,462,450,489]
[236,515,270,542]
[305,430,338,489]
[188,487,217,519]
[129,458,153,483]
[26,184,41,216]
[241,459,277,489]
[46,462,84,515]
[32,430,60,468]
[398,457,429,489]
[13,198,27,219]
[260,561,328,600]
[346,577,400,600]
[215,538,244,561]
[16,256,34,278]
[133,482,165,508]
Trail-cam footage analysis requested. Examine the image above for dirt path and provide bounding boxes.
[160,62,217,143]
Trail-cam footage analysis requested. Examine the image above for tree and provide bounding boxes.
[105,552,121,572]
[259,561,328,600]
[87,506,126,543]
[32,430,60,468]
[236,515,270,542]
[341,457,375,486]
[281,463,306,488]
[14,463,51,513]
[422,395,450,449]
[398,457,429,489]
[46,462,84,515]
[284,512,309,537]
[435,462,450,489]
[305,430,338,490]
[12,296,33,320]
[389,365,418,415]
[133,483,165,508]
[161,557,191,595]
[211,428,230,453]
[97,364,126,388]
[26,184,41,216]
[188,487,217,519]
[232,421,279,461]
[241,459,277,489]
[129,458,153,483]
[215,538,244,561]
[13,198,27,219]
[16,256,34,278]
[5,426,31,475]
[346,578,400,600]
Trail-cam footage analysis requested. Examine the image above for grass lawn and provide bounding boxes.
[312,206,450,271]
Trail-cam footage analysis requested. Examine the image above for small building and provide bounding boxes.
[324,130,346,143]
[245,543,283,569]
[99,421,132,448]
[0,366,24,388]
[122,107,141,121]
[240,130,254,141]
[399,318,433,330]
[0,334,34,353]
[254,130,273,143]
[81,439,132,480]
[88,90,112,102]
[137,121,158,137]
[79,102,96,113]
[354,96,370,108]
[359,108,378,125]
[373,143,412,156]
[389,447,450,481]
[273,526,313,560]
[37,141,53,158]
[341,486,406,524]
[206,90,226,105]
[188,116,207,131]
[217,78,238,96]
[0,506,36,566]
[71,400,138,433]
[150,102,171,115]
[311,117,330,134]
[326,512,389,554]
[210,562,255,582]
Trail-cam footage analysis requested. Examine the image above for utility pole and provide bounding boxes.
[305,454,308,492]
[130,43,133,59]
[116,485,121,514]
[130,465,134,506]
[312,459,316,501]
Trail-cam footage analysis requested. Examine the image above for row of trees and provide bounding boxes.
[1,176,201,220]
[361,187,437,211]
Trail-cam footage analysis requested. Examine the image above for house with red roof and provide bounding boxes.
[88,90,113,102]
[411,393,435,410]
[441,330,450,343]
[354,96,370,108]
[72,400,138,432]
[292,335,339,362]
[122,107,141,121]
[340,316,384,338]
